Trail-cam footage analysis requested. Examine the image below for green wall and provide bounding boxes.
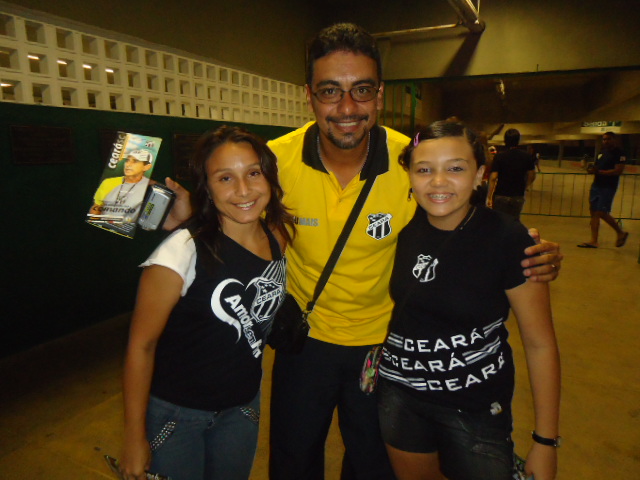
[0,102,293,356]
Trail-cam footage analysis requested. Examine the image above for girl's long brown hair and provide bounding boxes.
[188,125,295,261]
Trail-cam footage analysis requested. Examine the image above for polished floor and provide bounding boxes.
[1,211,639,479]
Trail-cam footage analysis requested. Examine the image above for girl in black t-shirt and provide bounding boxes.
[120,126,295,480]
[377,121,560,480]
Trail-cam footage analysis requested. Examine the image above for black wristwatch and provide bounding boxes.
[531,431,562,447]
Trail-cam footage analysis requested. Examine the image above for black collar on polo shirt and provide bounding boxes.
[301,123,390,180]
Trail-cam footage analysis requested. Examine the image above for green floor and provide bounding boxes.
[1,214,638,479]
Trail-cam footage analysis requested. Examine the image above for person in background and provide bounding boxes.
[378,120,561,480]
[487,128,536,222]
[474,144,496,205]
[487,145,497,178]
[577,131,629,248]
[528,144,542,173]
[120,126,294,480]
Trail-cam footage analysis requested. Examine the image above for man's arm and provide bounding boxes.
[526,169,536,188]
[595,163,625,176]
[88,179,111,215]
[487,171,499,207]
[89,203,103,215]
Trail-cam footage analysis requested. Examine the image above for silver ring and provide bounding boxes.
[550,264,557,269]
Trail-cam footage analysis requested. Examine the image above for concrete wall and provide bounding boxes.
[5,0,640,85]
[1,0,322,84]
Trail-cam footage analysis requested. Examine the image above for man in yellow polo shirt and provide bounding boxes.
[266,23,562,480]
[269,122,411,348]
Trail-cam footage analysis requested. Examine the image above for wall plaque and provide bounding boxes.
[11,125,73,165]
[173,133,201,180]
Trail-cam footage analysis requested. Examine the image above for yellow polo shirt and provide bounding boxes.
[268,122,415,346]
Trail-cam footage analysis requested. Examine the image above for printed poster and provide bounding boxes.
[86,132,162,238]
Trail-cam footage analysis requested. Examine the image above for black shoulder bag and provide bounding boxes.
[268,174,377,354]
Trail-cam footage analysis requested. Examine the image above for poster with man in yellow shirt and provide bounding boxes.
[87,132,162,238]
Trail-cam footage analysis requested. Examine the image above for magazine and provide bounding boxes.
[86,132,162,238]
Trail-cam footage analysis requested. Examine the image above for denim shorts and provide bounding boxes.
[378,380,515,480]
[589,184,616,213]
[146,393,260,480]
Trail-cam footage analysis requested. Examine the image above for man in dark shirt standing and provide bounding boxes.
[487,128,536,221]
[578,131,629,248]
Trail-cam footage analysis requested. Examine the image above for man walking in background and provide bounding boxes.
[487,128,536,221]
[578,131,629,248]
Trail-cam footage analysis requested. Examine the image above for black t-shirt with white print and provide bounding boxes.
[150,224,286,411]
[379,206,534,413]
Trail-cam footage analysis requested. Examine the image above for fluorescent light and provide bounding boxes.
[27,54,40,60]
[105,68,114,73]
[1,82,13,87]
[83,64,93,69]
[57,60,68,65]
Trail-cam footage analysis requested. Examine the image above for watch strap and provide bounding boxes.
[531,430,562,447]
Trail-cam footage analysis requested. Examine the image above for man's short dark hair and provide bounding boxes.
[306,23,382,86]
[504,128,521,148]
[603,131,616,138]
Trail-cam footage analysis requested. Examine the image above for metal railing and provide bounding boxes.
[522,172,640,220]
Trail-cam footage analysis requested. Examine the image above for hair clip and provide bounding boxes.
[413,132,420,146]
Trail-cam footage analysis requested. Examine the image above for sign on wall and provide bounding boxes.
[580,121,622,134]
[10,125,74,164]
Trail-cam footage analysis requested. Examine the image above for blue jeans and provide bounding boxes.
[269,337,395,480]
[146,393,260,480]
[378,380,515,480]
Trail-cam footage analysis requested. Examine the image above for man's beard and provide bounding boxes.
[326,115,369,150]
[325,116,370,150]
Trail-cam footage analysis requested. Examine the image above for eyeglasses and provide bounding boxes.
[311,85,380,104]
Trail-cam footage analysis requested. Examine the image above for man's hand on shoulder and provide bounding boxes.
[522,228,563,282]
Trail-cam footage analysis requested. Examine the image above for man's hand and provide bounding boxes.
[522,228,563,282]
[163,177,192,230]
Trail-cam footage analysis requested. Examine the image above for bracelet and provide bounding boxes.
[531,430,562,447]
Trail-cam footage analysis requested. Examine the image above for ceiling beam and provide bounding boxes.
[446,0,485,33]
[372,0,485,39]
